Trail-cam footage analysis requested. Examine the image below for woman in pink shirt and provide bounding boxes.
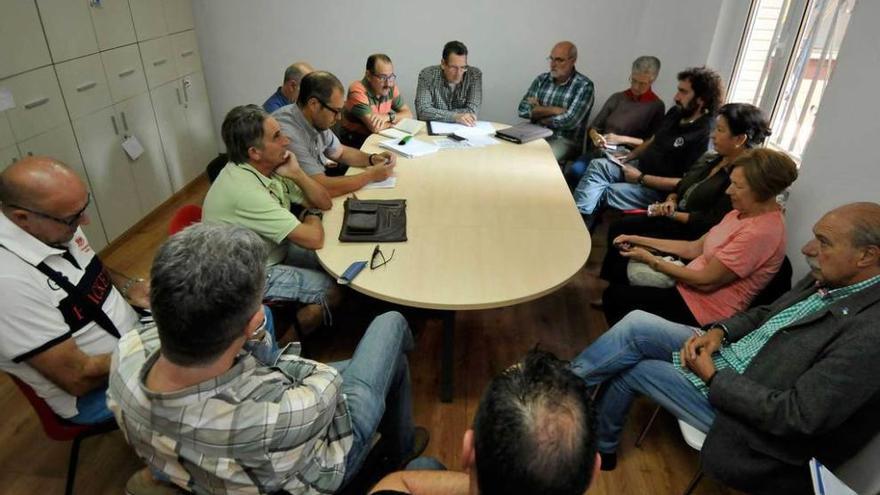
[601,148,798,327]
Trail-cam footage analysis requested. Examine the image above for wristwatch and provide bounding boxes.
[303,208,323,220]
[388,111,396,124]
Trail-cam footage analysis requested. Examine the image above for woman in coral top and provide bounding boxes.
[602,148,798,327]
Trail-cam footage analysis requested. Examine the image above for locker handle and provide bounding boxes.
[183,84,189,102]
[181,50,194,57]
[118,68,136,78]
[121,111,129,132]
[76,81,97,92]
[175,88,182,105]
[152,58,168,67]
[24,97,50,110]
[111,115,119,135]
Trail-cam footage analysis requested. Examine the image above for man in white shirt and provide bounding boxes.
[0,156,148,424]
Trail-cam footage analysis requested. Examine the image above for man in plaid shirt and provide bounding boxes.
[517,41,594,162]
[108,223,426,494]
[569,202,880,494]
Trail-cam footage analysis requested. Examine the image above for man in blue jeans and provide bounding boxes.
[108,222,427,495]
[570,203,880,494]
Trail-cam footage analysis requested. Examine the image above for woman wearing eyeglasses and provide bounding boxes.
[340,53,413,148]
[564,56,666,187]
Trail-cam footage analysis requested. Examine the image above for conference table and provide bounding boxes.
[316,124,590,401]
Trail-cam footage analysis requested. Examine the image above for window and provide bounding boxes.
[728,0,856,158]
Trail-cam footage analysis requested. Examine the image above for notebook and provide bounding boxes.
[378,118,424,139]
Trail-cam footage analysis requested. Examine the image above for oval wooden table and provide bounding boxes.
[316,125,590,400]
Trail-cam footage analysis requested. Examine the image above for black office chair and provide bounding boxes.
[205,153,229,183]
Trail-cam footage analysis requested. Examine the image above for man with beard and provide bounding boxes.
[273,71,397,197]
[572,67,723,228]
[339,53,414,148]
[517,41,595,163]
[569,202,880,494]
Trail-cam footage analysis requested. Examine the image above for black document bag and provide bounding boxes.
[339,198,407,242]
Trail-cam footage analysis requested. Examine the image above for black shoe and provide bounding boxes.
[398,426,430,469]
[599,451,617,471]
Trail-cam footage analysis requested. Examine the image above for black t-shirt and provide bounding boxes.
[638,106,712,178]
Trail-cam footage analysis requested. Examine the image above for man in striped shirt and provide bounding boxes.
[108,223,426,495]
[517,41,595,162]
[569,202,880,494]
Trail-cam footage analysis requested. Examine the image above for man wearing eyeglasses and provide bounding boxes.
[274,71,397,197]
[0,156,149,425]
[415,40,483,126]
[340,54,414,148]
[517,41,595,163]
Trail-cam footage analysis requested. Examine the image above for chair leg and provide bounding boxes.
[635,404,662,448]
[65,436,83,495]
[682,465,704,495]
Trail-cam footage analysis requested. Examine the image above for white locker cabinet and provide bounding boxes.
[73,105,141,240]
[129,0,168,42]
[170,30,201,77]
[3,66,69,142]
[151,80,193,192]
[0,0,51,79]
[163,0,195,34]
[0,112,15,149]
[55,54,113,120]
[115,92,173,212]
[36,0,99,64]
[0,144,20,173]
[181,72,216,179]
[18,123,109,250]
[139,37,177,89]
[88,0,136,52]
[101,45,149,104]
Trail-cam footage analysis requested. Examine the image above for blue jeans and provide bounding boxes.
[570,310,716,453]
[330,312,415,484]
[572,157,664,215]
[265,243,335,323]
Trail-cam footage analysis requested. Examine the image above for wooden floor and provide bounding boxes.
[0,175,743,494]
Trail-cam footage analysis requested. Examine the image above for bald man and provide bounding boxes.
[571,202,880,494]
[517,41,595,162]
[0,156,148,425]
[263,61,315,113]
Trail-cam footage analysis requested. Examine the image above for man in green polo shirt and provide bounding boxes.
[203,104,340,336]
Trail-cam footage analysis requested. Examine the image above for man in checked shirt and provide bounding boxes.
[109,223,427,495]
[517,41,595,163]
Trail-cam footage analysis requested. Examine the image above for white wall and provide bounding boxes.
[783,0,880,281]
[192,0,724,146]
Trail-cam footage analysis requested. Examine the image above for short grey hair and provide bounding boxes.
[283,62,311,84]
[150,222,268,366]
[221,104,268,165]
[632,56,661,78]
[844,202,880,249]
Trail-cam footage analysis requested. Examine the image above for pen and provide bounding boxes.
[398,135,413,145]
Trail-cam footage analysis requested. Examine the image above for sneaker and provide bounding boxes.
[125,468,181,495]
[599,451,618,471]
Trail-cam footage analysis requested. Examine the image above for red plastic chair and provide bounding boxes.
[8,375,118,495]
[168,204,203,235]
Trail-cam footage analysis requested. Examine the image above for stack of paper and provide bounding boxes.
[428,121,496,137]
[810,459,857,495]
[378,138,439,158]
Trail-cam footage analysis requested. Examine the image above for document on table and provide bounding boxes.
[378,138,439,158]
[810,459,857,495]
[435,138,473,150]
[378,118,424,139]
[362,176,397,190]
[428,120,496,137]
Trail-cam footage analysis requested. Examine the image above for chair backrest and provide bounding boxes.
[834,432,880,495]
[8,374,91,441]
[168,204,203,235]
[205,153,229,183]
[750,255,793,308]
